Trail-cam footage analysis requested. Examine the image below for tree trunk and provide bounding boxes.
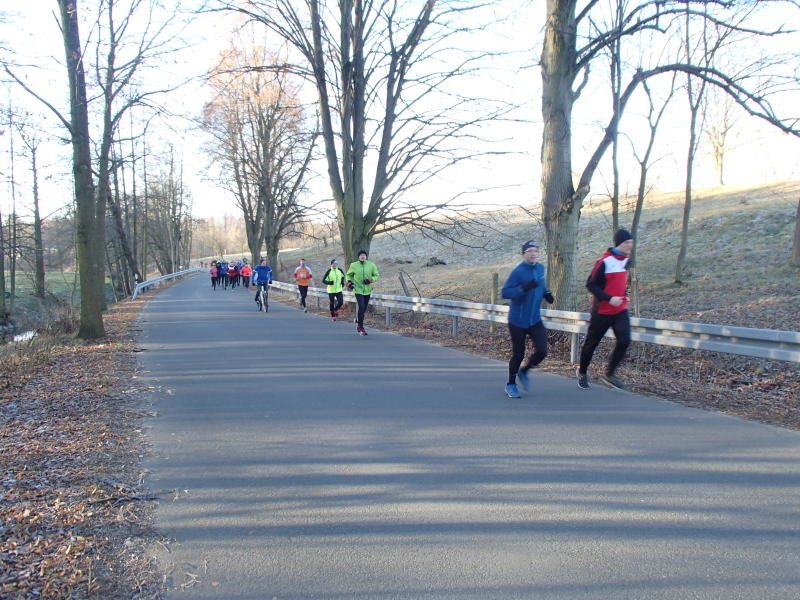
[675,100,700,284]
[791,199,800,268]
[540,0,580,311]
[109,167,142,288]
[31,147,46,298]
[58,0,105,338]
[0,206,6,325]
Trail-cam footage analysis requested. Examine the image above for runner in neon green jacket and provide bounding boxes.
[321,259,346,320]
[346,250,380,335]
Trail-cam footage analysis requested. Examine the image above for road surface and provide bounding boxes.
[139,275,800,599]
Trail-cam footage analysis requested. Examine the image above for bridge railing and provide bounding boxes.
[269,281,800,363]
[132,268,204,300]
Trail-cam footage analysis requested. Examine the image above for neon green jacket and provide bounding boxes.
[346,259,380,295]
[321,267,346,293]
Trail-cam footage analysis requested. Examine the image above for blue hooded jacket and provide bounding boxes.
[501,261,551,328]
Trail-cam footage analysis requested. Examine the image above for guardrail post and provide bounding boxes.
[489,273,498,333]
[452,315,460,337]
[385,306,392,328]
[570,333,580,363]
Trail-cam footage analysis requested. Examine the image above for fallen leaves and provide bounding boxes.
[1,301,161,599]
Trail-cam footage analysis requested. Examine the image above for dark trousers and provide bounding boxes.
[298,285,309,307]
[254,283,269,305]
[211,277,216,290]
[579,310,631,375]
[508,321,548,384]
[328,292,343,316]
[355,293,371,326]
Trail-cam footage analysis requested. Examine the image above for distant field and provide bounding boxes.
[271,181,800,332]
[3,271,116,326]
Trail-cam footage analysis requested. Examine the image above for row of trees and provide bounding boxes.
[209,0,799,311]
[1,0,194,336]
[3,1,799,337]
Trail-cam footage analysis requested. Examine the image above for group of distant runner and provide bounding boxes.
[204,229,634,393]
[207,250,380,336]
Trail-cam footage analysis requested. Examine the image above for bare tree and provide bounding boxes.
[146,149,192,274]
[703,85,738,186]
[540,0,800,309]
[214,0,512,265]
[202,41,317,267]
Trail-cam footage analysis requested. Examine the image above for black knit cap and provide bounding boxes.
[357,249,368,257]
[614,229,633,246]
[521,240,538,253]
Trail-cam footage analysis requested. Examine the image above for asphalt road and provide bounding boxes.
[139,275,800,599]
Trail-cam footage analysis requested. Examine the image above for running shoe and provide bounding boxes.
[360,327,367,336]
[576,368,590,390]
[600,373,625,390]
[517,369,530,391]
[331,315,337,322]
[504,383,521,399]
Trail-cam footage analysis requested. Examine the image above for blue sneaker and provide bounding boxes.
[517,369,530,391]
[504,383,521,399]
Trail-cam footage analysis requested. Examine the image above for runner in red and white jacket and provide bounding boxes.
[576,229,634,391]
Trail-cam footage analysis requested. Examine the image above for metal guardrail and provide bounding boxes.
[131,268,204,300]
[270,281,800,363]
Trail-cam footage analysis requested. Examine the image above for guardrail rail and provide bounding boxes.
[269,280,800,363]
[132,268,204,300]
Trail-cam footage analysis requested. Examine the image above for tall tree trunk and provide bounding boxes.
[0,206,6,325]
[674,121,696,284]
[791,199,800,268]
[58,0,105,338]
[31,147,46,298]
[109,165,142,287]
[541,0,580,310]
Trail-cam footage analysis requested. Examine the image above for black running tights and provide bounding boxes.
[355,293,370,326]
[328,292,343,316]
[508,321,548,384]
[578,310,631,376]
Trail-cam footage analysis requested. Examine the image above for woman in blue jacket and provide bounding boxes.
[501,240,554,398]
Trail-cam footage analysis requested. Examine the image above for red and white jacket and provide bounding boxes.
[586,249,631,315]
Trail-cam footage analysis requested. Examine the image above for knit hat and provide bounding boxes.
[614,229,633,246]
[330,259,338,264]
[521,240,539,253]
[357,249,368,258]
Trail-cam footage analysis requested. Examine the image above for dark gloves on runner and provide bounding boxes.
[363,279,372,284]
[522,279,538,291]
[544,292,555,304]
[347,281,355,290]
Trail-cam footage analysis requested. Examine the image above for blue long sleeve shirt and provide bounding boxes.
[501,261,551,328]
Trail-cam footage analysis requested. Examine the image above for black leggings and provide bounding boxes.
[579,310,631,376]
[508,321,548,384]
[328,292,343,316]
[298,285,309,307]
[355,294,370,326]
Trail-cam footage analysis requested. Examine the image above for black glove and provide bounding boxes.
[323,279,332,285]
[522,279,538,291]
[363,278,372,285]
[544,292,554,304]
[347,281,354,290]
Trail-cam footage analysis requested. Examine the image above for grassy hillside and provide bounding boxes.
[276,181,799,332]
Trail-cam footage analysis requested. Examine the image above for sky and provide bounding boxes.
[2,1,799,221]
